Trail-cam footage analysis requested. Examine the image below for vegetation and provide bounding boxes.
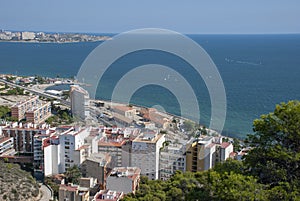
[0,86,24,95]
[0,105,19,122]
[44,176,60,198]
[65,165,82,184]
[123,101,300,201]
[46,104,74,126]
[245,100,300,193]
[0,160,40,200]
[0,105,10,119]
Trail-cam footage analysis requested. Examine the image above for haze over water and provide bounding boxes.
[1,34,300,138]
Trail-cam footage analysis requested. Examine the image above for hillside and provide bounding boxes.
[0,160,40,201]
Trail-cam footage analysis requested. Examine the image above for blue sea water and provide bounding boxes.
[0,34,300,138]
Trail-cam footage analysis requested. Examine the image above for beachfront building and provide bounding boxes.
[11,96,39,121]
[21,31,35,40]
[159,143,186,180]
[131,130,165,180]
[112,105,136,119]
[70,85,90,120]
[43,127,91,176]
[106,167,141,194]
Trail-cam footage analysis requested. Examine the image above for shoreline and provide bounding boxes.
[0,38,110,44]
[1,73,242,139]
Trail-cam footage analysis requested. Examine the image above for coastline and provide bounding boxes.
[0,38,111,44]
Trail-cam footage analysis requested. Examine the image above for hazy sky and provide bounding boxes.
[1,0,299,34]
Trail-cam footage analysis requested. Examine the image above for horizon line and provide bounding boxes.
[1,28,300,36]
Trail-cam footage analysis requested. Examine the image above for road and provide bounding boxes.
[0,78,70,107]
[39,184,52,201]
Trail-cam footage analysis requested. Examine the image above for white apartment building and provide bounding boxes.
[70,85,90,120]
[21,31,35,40]
[131,130,165,180]
[44,127,91,176]
[220,142,234,162]
[159,144,186,180]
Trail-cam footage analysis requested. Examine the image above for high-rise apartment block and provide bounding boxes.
[70,85,90,120]
[131,130,165,180]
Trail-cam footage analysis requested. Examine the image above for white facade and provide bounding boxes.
[70,85,90,120]
[159,144,186,180]
[131,131,165,180]
[44,143,61,176]
[21,32,35,40]
[44,127,91,176]
[220,142,234,161]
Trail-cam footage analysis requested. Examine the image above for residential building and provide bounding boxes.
[59,184,89,201]
[81,153,111,187]
[93,190,124,201]
[112,105,136,119]
[43,136,60,176]
[21,31,35,40]
[219,142,234,162]
[2,122,51,154]
[44,127,91,176]
[159,144,186,180]
[106,167,141,194]
[0,137,14,156]
[131,130,165,180]
[185,136,216,172]
[70,85,90,120]
[33,133,51,173]
[11,96,39,121]
[98,138,125,168]
[25,101,51,124]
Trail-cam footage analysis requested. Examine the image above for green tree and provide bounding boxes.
[213,158,245,175]
[65,165,82,184]
[245,101,300,189]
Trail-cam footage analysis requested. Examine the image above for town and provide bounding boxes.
[0,74,246,201]
[0,29,110,43]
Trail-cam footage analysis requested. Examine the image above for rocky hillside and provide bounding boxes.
[0,160,40,200]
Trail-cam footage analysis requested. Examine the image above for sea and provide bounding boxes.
[0,34,300,138]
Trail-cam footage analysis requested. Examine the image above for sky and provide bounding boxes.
[0,0,299,34]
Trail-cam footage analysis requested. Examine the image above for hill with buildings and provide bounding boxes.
[0,160,40,200]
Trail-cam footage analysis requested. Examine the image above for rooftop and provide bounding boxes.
[113,105,134,112]
[108,167,141,180]
[221,142,232,149]
[86,153,110,165]
[133,130,163,143]
[94,190,123,201]
[11,96,38,107]
[59,184,78,192]
[70,85,89,96]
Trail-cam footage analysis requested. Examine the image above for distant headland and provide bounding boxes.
[0,29,111,43]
